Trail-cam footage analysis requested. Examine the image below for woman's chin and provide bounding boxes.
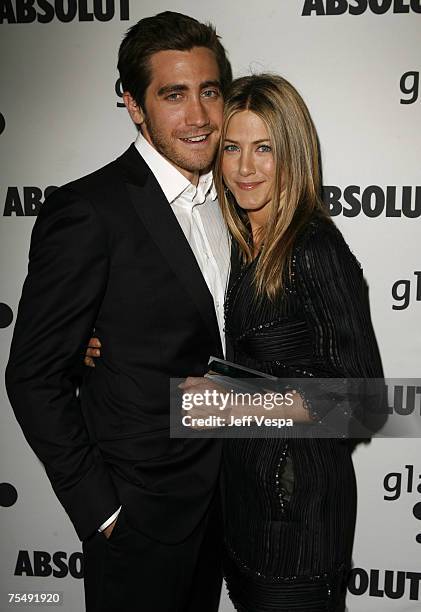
[235,199,269,213]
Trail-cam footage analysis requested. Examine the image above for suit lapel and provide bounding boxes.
[118,145,222,354]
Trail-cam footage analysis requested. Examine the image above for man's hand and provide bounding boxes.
[84,337,102,368]
[102,517,117,539]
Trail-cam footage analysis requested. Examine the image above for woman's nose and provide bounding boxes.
[239,152,256,176]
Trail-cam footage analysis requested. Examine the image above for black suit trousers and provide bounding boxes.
[82,496,222,612]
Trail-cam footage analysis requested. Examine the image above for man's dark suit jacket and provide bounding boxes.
[6,144,224,542]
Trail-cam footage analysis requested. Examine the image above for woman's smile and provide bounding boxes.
[235,181,265,190]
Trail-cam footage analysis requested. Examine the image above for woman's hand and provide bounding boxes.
[179,376,232,429]
[84,337,102,368]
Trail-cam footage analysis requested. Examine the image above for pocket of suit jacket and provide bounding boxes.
[103,507,127,544]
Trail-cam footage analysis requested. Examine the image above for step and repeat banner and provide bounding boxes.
[0,1,420,610]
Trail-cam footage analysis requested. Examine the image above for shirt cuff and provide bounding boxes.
[98,506,122,532]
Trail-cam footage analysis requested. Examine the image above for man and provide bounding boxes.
[6,12,232,612]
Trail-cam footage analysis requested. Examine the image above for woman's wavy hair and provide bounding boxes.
[215,74,331,300]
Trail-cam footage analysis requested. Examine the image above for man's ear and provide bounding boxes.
[123,92,145,126]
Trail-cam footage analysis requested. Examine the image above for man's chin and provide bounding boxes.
[175,154,214,175]
[177,140,218,169]
[152,141,216,177]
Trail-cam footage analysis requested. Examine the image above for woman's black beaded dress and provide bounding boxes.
[222,216,383,612]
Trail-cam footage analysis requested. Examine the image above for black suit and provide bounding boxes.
[6,145,224,611]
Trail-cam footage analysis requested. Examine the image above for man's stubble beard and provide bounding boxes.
[144,115,218,176]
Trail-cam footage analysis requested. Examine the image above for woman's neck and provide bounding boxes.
[248,209,268,257]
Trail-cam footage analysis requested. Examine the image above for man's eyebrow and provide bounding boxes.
[157,80,222,97]
[200,80,221,90]
[157,84,188,96]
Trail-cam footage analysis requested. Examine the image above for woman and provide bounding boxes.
[184,74,383,612]
[87,74,383,611]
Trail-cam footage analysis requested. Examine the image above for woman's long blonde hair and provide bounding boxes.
[215,74,331,300]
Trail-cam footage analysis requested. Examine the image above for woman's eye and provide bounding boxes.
[224,144,239,152]
[257,144,272,153]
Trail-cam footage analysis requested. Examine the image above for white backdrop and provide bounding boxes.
[0,1,420,610]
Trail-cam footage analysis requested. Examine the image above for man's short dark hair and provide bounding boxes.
[118,11,232,109]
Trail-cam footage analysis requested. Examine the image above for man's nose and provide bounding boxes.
[185,97,210,127]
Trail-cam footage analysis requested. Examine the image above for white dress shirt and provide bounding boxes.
[99,133,230,533]
[134,132,230,351]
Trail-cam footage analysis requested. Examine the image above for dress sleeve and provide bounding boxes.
[293,221,385,435]
[296,221,383,378]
